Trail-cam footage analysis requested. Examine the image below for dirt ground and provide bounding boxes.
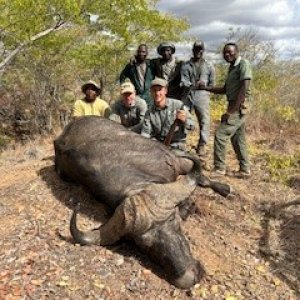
[0,128,299,300]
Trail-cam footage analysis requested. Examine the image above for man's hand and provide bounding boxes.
[196,80,206,90]
[176,110,187,123]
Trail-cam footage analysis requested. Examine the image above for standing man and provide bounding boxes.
[151,42,183,100]
[141,77,194,151]
[120,44,154,106]
[110,81,147,133]
[198,42,252,177]
[181,40,215,156]
[72,80,111,118]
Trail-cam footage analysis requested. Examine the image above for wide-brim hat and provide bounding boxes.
[81,80,101,93]
[193,40,205,50]
[157,42,176,55]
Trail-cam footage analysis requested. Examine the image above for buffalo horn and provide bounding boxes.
[70,203,128,246]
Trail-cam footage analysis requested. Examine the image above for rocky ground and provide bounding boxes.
[0,129,299,300]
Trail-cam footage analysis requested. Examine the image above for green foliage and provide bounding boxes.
[0,134,12,151]
[1,0,189,73]
[252,68,278,92]
[217,28,299,132]
[210,97,227,122]
[263,151,300,182]
[223,27,276,68]
[0,0,189,136]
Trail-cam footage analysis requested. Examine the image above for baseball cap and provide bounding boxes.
[151,77,168,87]
[120,82,135,94]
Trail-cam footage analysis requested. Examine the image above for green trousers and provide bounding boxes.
[214,113,250,172]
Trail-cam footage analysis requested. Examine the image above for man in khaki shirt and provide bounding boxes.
[110,82,147,133]
[72,81,111,118]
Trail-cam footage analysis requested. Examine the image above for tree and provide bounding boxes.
[224,27,276,68]
[0,0,188,77]
[0,0,189,138]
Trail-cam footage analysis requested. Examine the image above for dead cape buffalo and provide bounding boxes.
[54,116,232,289]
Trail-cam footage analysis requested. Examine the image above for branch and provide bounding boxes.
[0,20,65,75]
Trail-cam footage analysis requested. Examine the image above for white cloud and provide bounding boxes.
[156,0,300,59]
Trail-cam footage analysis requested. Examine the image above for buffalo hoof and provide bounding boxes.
[173,262,205,289]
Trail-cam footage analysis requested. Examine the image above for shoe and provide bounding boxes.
[210,168,226,177]
[234,170,251,178]
[196,145,206,157]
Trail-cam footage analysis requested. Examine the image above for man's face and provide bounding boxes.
[223,45,238,63]
[136,46,148,62]
[121,92,136,108]
[85,86,98,102]
[161,47,173,61]
[193,47,204,60]
[151,85,167,108]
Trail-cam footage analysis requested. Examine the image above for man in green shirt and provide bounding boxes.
[141,77,194,151]
[198,43,252,177]
[72,81,111,118]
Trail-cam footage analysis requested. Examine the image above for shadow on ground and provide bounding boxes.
[38,165,169,285]
[259,197,300,295]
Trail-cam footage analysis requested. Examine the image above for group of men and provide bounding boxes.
[72,41,252,178]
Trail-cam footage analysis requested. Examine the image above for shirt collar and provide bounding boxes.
[233,56,241,67]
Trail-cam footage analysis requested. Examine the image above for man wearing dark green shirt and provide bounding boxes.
[120,44,154,106]
[198,43,252,177]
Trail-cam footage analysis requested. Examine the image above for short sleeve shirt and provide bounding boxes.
[225,57,252,102]
[72,97,111,117]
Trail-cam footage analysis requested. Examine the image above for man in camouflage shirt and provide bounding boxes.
[151,42,183,100]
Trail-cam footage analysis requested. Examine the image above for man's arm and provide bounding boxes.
[180,62,193,102]
[119,64,131,83]
[72,100,83,118]
[104,107,111,119]
[227,79,250,114]
[109,101,122,123]
[182,106,195,130]
[129,99,148,133]
[140,110,152,138]
[174,100,195,130]
[198,83,226,94]
[207,63,216,87]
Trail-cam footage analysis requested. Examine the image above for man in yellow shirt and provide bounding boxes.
[72,81,111,118]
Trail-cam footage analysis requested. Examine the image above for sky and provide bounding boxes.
[156,0,300,60]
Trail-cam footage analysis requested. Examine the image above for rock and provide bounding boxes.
[287,174,300,190]
[114,255,124,267]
